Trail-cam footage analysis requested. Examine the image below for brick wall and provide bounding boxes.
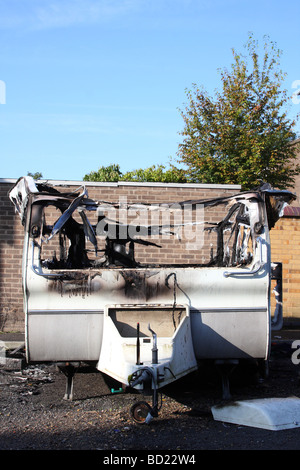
[0,181,24,331]
[270,210,300,320]
[0,179,241,332]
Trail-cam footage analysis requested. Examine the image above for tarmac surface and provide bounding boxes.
[1,326,300,458]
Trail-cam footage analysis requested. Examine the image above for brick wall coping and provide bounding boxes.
[0,178,241,190]
[284,205,300,217]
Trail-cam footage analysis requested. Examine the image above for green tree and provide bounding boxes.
[27,171,43,180]
[122,164,187,183]
[83,164,122,182]
[83,163,187,183]
[177,34,300,190]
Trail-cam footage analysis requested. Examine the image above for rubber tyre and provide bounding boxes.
[130,401,152,424]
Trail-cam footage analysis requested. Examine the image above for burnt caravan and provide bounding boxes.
[9,176,295,423]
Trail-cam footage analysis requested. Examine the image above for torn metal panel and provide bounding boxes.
[9,176,39,223]
[47,185,88,242]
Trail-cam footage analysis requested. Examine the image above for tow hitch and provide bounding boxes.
[129,324,162,424]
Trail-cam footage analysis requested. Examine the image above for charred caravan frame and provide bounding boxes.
[9,176,296,423]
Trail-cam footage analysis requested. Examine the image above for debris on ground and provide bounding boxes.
[0,340,300,450]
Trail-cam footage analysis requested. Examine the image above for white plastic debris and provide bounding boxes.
[211,397,300,431]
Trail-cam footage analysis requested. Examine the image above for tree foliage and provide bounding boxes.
[83,164,122,182]
[27,171,43,180]
[83,163,187,183]
[177,34,300,189]
[121,164,187,183]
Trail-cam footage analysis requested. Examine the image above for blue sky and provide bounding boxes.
[0,0,300,181]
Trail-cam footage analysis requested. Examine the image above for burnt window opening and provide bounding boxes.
[9,177,297,275]
[30,198,256,270]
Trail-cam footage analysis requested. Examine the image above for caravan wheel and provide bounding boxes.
[130,401,152,424]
